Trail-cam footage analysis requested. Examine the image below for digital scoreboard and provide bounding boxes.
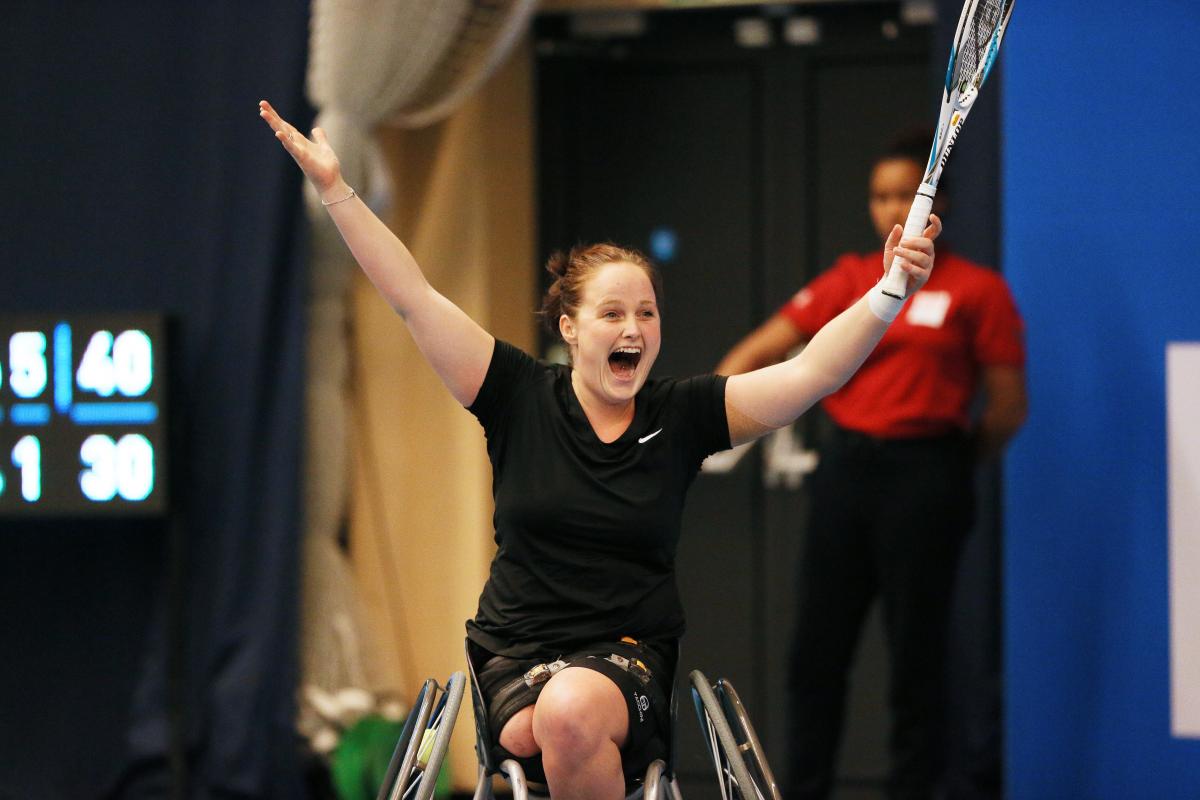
[0,314,169,516]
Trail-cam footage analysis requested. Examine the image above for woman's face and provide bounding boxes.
[868,157,924,240]
[560,260,661,407]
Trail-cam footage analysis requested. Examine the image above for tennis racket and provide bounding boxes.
[880,0,1016,299]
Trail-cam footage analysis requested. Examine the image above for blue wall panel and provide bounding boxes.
[1003,2,1200,797]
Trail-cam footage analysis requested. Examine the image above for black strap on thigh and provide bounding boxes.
[477,638,660,739]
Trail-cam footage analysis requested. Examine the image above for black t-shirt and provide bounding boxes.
[465,340,730,659]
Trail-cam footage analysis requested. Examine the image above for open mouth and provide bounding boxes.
[608,346,642,380]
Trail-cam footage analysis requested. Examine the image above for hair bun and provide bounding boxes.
[546,249,571,279]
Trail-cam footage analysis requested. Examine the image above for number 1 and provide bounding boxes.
[12,435,42,502]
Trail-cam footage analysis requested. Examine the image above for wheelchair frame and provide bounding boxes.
[375,657,775,800]
[464,639,682,800]
[689,669,781,800]
[375,672,466,800]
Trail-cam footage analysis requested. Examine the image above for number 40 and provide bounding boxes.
[77,330,153,397]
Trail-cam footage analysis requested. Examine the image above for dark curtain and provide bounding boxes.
[0,3,312,798]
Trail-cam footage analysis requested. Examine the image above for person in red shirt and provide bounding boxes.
[717,132,1026,800]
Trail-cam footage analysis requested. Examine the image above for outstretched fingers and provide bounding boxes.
[257,99,347,193]
[258,99,309,157]
[258,100,291,136]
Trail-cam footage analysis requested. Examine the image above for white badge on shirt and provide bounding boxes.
[905,290,951,328]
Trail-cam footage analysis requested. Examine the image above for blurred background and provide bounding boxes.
[0,1,1197,798]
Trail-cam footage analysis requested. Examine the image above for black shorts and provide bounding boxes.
[472,639,675,784]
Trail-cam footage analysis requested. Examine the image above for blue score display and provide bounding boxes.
[0,313,168,516]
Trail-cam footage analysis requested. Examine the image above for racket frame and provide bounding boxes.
[879,0,1015,299]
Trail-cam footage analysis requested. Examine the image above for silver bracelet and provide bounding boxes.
[321,187,356,206]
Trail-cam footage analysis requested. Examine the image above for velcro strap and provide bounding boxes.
[599,653,652,685]
[478,642,659,735]
[523,659,568,687]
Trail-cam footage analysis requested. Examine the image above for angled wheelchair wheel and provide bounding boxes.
[715,678,780,800]
[378,679,436,800]
[412,671,466,800]
[689,670,780,800]
[378,672,466,800]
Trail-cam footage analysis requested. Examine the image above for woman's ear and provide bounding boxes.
[559,314,576,346]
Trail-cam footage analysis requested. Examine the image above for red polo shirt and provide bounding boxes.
[779,250,1025,438]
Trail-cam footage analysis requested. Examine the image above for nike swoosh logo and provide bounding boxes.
[638,429,663,444]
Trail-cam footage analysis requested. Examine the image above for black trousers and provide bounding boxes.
[786,425,975,800]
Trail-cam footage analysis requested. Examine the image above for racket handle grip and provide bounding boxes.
[879,190,936,299]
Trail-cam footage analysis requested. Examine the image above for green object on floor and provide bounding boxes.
[331,714,453,800]
[331,714,404,800]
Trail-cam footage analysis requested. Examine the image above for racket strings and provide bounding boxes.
[955,0,1007,87]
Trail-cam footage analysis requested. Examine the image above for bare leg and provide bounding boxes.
[499,705,540,758]
[533,667,629,800]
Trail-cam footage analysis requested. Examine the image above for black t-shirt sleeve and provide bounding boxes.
[675,373,731,466]
[466,339,540,438]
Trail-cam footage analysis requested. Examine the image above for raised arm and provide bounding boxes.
[715,314,809,377]
[259,100,493,406]
[723,218,940,446]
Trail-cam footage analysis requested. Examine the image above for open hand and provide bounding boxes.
[258,100,342,195]
[882,213,941,295]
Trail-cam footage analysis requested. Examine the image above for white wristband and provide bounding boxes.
[867,280,906,323]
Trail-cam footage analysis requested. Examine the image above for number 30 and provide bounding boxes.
[79,434,155,502]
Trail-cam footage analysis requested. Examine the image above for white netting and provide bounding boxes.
[308,1,472,126]
[389,0,539,128]
[307,0,537,132]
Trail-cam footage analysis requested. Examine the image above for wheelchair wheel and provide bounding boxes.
[378,679,436,800]
[715,678,780,800]
[689,670,778,800]
[378,673,466,800]
[411,671,466,800]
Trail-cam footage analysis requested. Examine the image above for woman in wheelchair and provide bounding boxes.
[470,637,674,792]
[260,99,938,800]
